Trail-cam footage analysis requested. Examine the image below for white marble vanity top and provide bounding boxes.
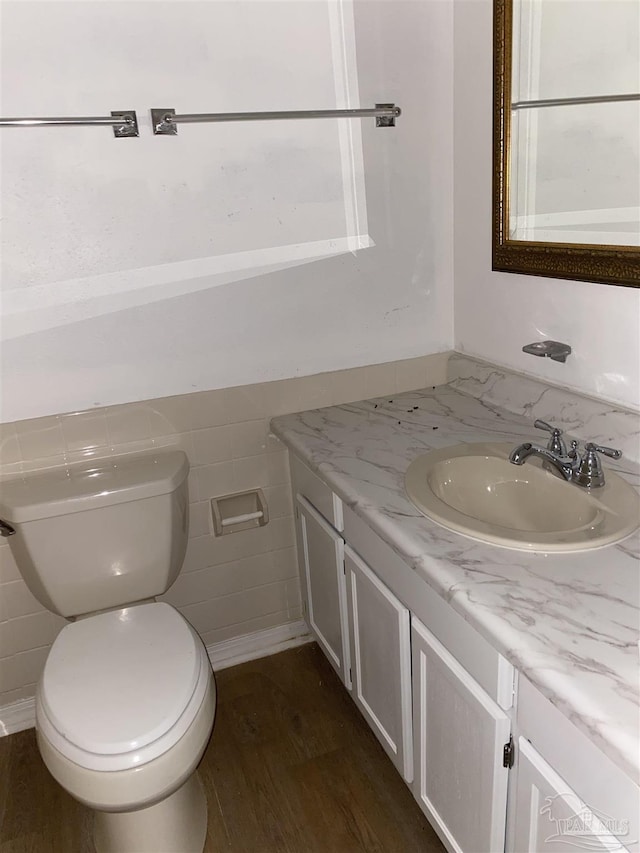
[271,355,640,784]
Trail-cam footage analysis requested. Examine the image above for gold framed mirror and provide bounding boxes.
[493,0,640,287]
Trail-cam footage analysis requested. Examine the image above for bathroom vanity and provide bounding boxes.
[271,356,640,853]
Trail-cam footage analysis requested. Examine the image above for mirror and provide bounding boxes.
[493,0,640,286]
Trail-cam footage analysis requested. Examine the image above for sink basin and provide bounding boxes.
[405,443,639,552]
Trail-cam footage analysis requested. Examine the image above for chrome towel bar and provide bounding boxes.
[512,93,640,111]
[0,111,139,137]
[0,104,401,138]
[151,103,401,135]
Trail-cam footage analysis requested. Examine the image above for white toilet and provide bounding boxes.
[0,450,215,853]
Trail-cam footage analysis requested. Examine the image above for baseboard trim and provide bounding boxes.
[0,696,36,736]
[0,620,312,737]
[207,619,312,671]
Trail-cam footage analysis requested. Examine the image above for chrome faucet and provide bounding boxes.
[509,442,576,481]
[509,420,622,488]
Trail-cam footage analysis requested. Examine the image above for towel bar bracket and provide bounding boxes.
[151,108,178,136]
[111,111,140,138]
[375,103,397,127]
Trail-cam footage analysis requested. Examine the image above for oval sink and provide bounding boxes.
[405,443,640,552]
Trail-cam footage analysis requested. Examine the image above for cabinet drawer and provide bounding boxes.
[290,453,343,531]
[343,505,514,709]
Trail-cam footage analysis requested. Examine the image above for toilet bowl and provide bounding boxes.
[0,450,216,853]
[36,603,215,852]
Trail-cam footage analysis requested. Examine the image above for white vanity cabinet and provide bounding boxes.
[345,545,413,782]
[280,414,640,853]
[289,453,516,852]
[412,617,511,853]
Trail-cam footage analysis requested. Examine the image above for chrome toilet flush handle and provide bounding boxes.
[0,518,16,537]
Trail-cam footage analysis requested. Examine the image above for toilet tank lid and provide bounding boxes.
[0,450,189,523]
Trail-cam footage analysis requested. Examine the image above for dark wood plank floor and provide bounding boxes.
[0,643,444,852]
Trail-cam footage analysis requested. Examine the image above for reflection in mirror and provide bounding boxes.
[493,0,640,286]
[510,1,639,246]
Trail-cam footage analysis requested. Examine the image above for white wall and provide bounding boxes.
[5,0,634,421]
[0,0,454,423]
[453,0,640,410]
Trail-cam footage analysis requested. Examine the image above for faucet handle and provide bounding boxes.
[534,419,567,455]
[573,443,622,488]
[585,442,622,460]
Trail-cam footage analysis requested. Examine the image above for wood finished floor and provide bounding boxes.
[0,643,444,853]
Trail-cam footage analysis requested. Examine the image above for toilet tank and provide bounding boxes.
[0,450,189,618]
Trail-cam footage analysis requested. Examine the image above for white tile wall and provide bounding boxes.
[0,352,449,709]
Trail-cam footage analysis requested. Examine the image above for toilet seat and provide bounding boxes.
[36,602,211,772]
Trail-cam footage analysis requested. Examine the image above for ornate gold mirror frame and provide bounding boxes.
[493,0,640,287]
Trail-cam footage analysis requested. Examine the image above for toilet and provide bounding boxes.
[0,450,215,853]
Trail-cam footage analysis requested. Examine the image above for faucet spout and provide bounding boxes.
[509,442,575,481]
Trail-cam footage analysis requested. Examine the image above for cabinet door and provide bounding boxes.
[510,737,632,853]
[345,545,413,782]
[412,616,511,853]
[296,495,350,688]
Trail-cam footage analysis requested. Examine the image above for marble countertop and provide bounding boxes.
[271,361,640,784]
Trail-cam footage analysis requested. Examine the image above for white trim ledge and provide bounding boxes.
[0,620,312,737]
[207,619,312,671]
[0,696,36,737]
